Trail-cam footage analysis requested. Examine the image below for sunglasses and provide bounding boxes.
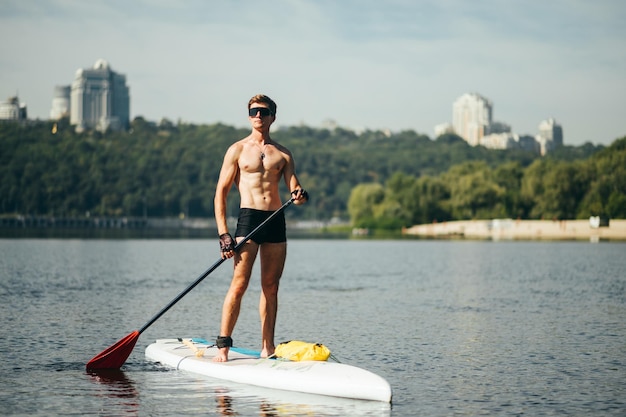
[249,107,274,117]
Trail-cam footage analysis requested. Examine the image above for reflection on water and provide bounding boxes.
[214,389,237,416]
[87,369,139,415]
[193,373,391,416]
[88,369,138,397]
[85,364,391,416]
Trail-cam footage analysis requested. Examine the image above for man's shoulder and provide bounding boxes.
[234,136,251,145]
[227,137,249,151]
[271,140,293,156]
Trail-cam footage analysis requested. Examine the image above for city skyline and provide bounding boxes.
[1,1,625,146]
[437,92,562,154]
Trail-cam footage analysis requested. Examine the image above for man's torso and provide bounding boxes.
[235,137,287,211]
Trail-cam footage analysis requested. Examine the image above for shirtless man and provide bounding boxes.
[213,94,308,362]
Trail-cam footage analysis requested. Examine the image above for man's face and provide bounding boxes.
[248,103,275,128]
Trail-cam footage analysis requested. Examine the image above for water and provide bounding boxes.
[0,239,624,416]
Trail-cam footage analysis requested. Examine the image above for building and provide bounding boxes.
[437,93,563,155]
[70,59,130,132]
[480,132,519,149]
[433,122,454,138]
[489,121,511,135]
[452,93,492,146]
[0,96,27,121]
[518,135,541,153]
[50,85,71,120]
[536,118,563,156]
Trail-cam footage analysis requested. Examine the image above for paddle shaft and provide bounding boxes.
[138,197,295,334]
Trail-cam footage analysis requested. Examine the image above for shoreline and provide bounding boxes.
[403,219,626,241]
[3,215,626,241]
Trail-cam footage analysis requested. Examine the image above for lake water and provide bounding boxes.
[0,238,624,416]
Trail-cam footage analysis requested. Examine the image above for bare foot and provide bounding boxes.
[213,347,229,362]
[260,347,275,358]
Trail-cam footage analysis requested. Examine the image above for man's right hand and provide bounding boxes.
[219,233,235,259]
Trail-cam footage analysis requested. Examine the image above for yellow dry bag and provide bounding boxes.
[274,340,331,361]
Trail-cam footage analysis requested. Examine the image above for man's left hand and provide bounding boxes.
[291,189,309,204]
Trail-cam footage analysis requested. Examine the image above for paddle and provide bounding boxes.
[86,196,295,370]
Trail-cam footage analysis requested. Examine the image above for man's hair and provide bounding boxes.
[248,94,277,115]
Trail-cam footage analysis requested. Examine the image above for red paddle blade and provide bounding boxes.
[86,330,140,370]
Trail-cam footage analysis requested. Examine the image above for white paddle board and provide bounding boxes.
[145,338,392,402]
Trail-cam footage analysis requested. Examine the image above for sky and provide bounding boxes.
[1,0,625,146]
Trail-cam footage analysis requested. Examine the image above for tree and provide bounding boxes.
[347,183,385,228]
[494,162,525,218]
[579,137,626,218]
[443,162,506,219]
[413,176,451,224]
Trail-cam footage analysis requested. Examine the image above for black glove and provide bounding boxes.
[292,189,309,201]
[219,233,234,252]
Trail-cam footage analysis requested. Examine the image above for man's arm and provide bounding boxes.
[214,144,240,234]
[283,152,308,205]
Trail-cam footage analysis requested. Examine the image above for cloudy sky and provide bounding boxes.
[1,0,624,145]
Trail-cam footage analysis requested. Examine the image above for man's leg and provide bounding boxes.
[214,240,258,362]
[258,242,287,358]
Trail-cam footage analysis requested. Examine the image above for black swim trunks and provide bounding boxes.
[235,208,287,244]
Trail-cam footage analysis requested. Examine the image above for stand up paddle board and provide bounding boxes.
[145,338,392,403]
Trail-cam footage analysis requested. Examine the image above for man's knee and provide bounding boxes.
[229,277,250,298]
[261,279,280,295]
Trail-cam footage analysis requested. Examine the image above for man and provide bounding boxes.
[213,94,308,362]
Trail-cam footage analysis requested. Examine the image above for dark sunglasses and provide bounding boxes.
[249,107,273,117]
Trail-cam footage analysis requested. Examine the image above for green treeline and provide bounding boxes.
[1,118,624,227]
[349,143,626,229]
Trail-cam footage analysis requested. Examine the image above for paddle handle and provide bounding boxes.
[138,197,295,334]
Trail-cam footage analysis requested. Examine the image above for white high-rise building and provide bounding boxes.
[0,96,27,121]
[0,96,27,120]
[452,93,492,146]
[50,85,70,120]
[70,59,130,132]
[536,118,563,155]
